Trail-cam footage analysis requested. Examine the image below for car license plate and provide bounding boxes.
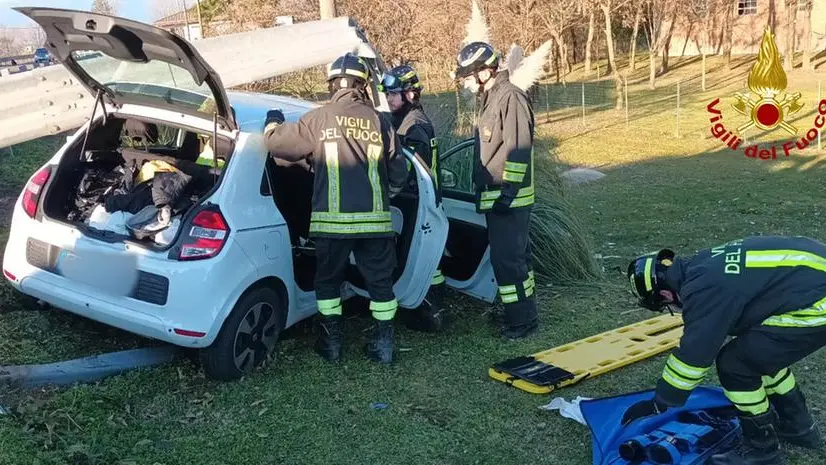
[55,247,140,297]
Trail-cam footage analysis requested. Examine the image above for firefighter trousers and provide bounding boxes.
[716,326,826,416]
[486,208,537,327]
[314,237,399,321]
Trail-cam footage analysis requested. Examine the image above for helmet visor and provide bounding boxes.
[379,74,403,93]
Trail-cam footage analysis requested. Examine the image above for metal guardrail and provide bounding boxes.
[0,16,375,148]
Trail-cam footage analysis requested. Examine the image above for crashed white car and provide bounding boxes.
[2,7,499,380]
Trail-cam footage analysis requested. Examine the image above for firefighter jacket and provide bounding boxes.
[264,88,408,238]
[395,104,440,191]
[654,235,826,407]
[473,70,535,213]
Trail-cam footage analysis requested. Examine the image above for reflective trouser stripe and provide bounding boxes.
[499,271,535,304]
[661,354,709,391]
[317,298,342,316]
[725,388,770,415]
[479,186,535,211]
[524,271,535,298]
[763,368,796,396]
[367,144,383,212]
[431,269,445,285]
[370,299,398,321]
[325,142,340,213]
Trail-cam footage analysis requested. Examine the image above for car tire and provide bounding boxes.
[200,286,286,381]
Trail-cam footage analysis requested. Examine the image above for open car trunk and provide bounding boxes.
[42,115,233,250]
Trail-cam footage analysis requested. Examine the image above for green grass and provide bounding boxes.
[1,55,826,464]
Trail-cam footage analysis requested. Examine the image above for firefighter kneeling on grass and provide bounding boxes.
[623,235,825,465]
[380,64,446,332]
[453,41,538,339]
[264,53,408,364]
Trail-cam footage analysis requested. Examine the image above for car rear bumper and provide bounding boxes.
[2,214,260,348]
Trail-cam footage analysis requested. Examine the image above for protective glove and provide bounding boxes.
[620,397,670,426]
[491,197,513,214]
[263,109,286,134]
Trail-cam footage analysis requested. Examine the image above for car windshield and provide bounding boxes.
[70,50,217,116]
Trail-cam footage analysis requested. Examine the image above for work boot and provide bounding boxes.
[771,387,823,449]
[709,410,785,465]
[500,319,539,340]
[365,320,394,364]
[313,315,343,362]
[403,285,445,333]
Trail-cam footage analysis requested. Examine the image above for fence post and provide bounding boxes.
[581,82,586,126]
[545,81,551,123]
[624,76,629,126]
[675,81,681,138]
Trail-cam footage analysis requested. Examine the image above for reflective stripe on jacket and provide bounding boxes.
[473,70,535,212]
[264,88,408,238]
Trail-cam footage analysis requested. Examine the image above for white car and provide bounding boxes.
[2,8,500,380]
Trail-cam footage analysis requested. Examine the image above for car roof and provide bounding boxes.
[226,90,319,133]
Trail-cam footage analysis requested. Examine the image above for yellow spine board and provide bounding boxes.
[489,314,685,394]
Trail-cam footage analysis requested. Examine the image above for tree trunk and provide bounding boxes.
[649,47,657,89]
[724,2,733,69]
[784,1,795,70]
[768,0,777,34]
[319,0,337,19]
[629,3,641,71]
[600,2,617,75]
[585,9,595,76]
[659,11,677,75]
[802,1,812,70]
[570,28,578,64]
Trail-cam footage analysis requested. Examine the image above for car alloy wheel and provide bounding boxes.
[233,301,279,373]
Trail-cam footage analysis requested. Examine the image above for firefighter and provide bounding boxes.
[263,53,408,364]
[379,64,445,333]
[453,41,538,339]
[623,236,825,465]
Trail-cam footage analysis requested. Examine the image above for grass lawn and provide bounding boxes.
[1,54,825,465]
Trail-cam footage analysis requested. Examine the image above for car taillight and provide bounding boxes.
[178,209,229,261]
[21,166,51,219]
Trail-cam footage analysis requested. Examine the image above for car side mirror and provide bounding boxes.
[440,168,457,189]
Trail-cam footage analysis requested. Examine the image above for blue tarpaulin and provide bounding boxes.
[579,387,740,465]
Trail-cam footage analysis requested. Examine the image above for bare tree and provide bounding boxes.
[583,2,595,75]
[625,0,642,71]
[91,0,119,16]
[722,0,734,69]
[800,0,813,70]
[538,0,579,83]
[598,0,618,75]
[0,27,15,56]
[642,0,675,89]
[782,0,794,70]
[689,0,717,91]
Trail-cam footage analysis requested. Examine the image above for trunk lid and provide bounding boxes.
[14,7,236,131]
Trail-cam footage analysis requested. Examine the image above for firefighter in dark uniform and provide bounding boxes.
[263,53,408,364]
[453,41,538,339]
[624,236,825,465]
[379,64,445,333]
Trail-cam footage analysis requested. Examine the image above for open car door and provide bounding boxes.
[345,148,449,309]
[437,138,497,303]
[15,7,236,130]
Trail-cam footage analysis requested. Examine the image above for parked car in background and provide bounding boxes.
[33,47,52,66]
